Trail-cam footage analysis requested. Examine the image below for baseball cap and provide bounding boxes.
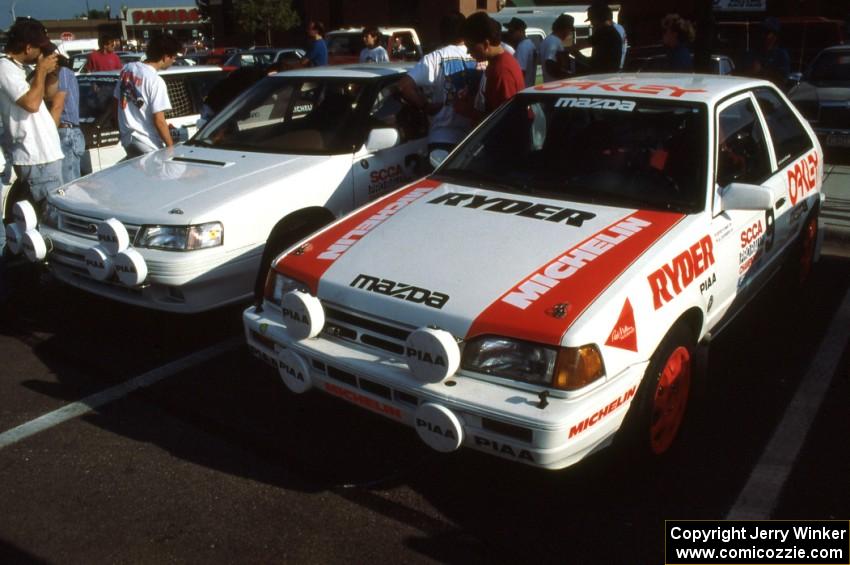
[507,17,527,32]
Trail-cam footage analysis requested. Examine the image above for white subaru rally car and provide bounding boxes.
[5,64,428,312]
[243,74,823,469]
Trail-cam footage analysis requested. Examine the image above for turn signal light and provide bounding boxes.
[553,345,605,390]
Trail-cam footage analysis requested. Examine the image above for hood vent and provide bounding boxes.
[170,156,231,167]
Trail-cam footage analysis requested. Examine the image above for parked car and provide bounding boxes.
[7,64,428,313]
[788,45,850,150]
[75,66,226,175]
[221,48,305,72]
[326,27,422,64]
[625,52,736,75]
[244,74,823,470]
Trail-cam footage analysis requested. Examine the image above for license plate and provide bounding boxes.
[825,133,850,147]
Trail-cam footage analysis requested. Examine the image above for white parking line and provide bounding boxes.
[726,287,850,519]
[0,337,242,450]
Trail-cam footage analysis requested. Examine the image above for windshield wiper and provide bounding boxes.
[433,168,529,194]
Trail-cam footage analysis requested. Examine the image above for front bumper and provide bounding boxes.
[36,224,261,313]
[243,304,647,470]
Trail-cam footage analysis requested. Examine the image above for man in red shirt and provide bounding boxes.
[463,12,525,118]
[83,35,122,72]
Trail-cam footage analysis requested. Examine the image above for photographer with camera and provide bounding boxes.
[113,35,180,158]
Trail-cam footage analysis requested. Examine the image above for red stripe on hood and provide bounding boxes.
[274,179,441,293]
[467,210,684,346]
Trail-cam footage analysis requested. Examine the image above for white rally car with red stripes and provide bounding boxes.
[243,74,823,469]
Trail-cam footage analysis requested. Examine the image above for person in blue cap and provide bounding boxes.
[745,17,790,87]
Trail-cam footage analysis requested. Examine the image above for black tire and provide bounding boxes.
[618,324,695,461]
[252,219,325,301]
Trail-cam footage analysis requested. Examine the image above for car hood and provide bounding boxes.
[49,146,344,225]
[275,179,685,346]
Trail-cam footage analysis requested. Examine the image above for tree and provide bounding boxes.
[77,9,110,19]
[234,0,300,47]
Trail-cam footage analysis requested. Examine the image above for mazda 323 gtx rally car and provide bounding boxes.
[244,75,823,469]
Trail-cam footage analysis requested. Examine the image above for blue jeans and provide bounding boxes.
[59,127,86,184]
[13,160,63,203]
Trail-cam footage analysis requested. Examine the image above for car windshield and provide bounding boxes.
[224,51,276,68]
[434,94,708,213]
[808,51,850,84]
[189,76,370,154]
[77,76,117,122]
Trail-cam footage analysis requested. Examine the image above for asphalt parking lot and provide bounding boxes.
[0,241,847,563]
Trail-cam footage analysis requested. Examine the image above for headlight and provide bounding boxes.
[265,272,309,305]
[135,222,223,250]
[461,336,604,391]
[42,202,60,228]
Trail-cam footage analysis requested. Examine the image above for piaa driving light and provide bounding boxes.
[461,336,605,391]
[135,222,223,250]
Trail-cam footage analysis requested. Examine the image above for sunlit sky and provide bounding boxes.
[2,0,194,29]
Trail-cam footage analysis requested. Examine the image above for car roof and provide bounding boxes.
[231,48,303,54]
[80,65,225,78]
[526,73,773,104]
[272,62,414,78]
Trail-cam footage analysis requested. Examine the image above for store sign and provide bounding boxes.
[713,0,766,11]
[130,8,205,25]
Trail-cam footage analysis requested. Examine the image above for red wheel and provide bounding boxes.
[617,324,695,461]
[649,345,691,455]
[797,215,817,286]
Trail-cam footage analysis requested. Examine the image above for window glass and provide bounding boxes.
[716,97,771,186]
[754,88,812,167]
[164,78,193,118]
[369,81,427,141]
[436,94,708,212]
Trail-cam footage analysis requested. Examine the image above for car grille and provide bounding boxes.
[818,104,850,130]
[320,302,413,356]
[58,210,140,243]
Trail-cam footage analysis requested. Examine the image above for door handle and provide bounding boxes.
[775,197,786,209]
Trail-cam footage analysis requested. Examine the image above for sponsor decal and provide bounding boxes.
[738,210,775,276]
[714,222,733,243]
[407,347,445,367]
[468,210,684,346]
[318,186,433,261]
[368,164,409,196]
[350,273,449,309]
[282,307,310,325]
[605,299,637,352]
[535,80,707,98]
[502,216,651,310]
[323,382,402,420]
[569,385,637,439]
[473,436,535,462]
[647,235,715,310]
[293,104,313,114]
[427,192,596,228]
[275,179,441,294]
[555,97,636,111]
[787,152,819,206]
[279,359,305,383]
[699,273,716,294]
[416,418,457,440]
[115,262,137,274]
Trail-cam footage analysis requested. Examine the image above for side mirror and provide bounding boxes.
[788,71,803,84]
[365,128,399,152]
[719,182,773,212]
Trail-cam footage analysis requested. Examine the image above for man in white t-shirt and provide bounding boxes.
[114,35,180,158]
[398,12,480,159]
[507,17,537,87]
[359,27,389,63]
[0,19,64,205]
[539,14,575,84]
